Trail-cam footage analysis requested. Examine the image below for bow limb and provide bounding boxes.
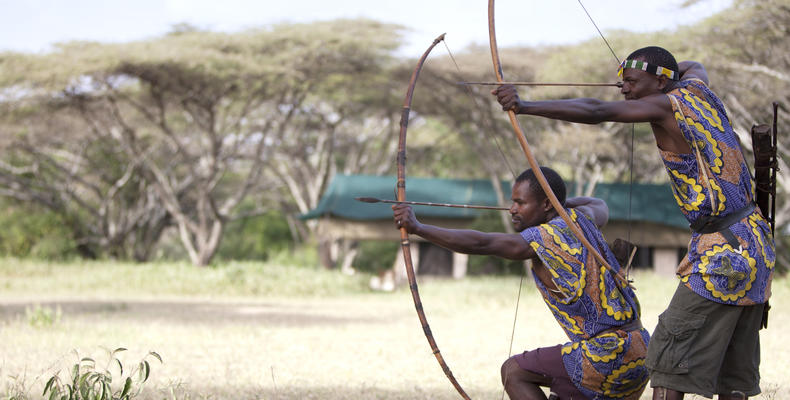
[397,33,472,400]
[487,0,615,271]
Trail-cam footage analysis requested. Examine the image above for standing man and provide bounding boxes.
[393,167,650,399]
[492,46,775,399]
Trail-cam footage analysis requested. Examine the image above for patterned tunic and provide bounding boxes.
[521,209,650,399]
[662,79,775,305]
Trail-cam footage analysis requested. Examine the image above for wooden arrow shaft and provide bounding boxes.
[356,197,508,211]
[459,80,623,87]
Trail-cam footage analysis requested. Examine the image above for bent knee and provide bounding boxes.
[501,357,520,385]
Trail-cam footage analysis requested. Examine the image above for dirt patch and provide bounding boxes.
[0,299,387,327]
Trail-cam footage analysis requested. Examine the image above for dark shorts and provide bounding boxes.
[513,345,587,399]
[646,283,764,398]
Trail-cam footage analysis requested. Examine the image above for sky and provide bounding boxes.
[0,0,733,57]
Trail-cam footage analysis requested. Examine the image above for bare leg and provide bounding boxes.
[652,387,684,400]
[501,358,551,400]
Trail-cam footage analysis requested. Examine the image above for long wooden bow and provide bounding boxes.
[397,33,472,400]
[487,0,615,272]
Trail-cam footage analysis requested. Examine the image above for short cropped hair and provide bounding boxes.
[626,46,679,73]
[515,167,566,205]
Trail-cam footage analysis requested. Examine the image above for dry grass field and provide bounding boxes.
[0,258,787,399]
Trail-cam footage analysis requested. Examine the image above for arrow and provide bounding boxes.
[355,197,509,211]
[459,81,623,87]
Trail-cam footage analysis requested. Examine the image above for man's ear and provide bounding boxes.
[542,197,553,212]
[657,75,669,90]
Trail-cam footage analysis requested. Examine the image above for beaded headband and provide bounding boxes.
[617,59,679,81]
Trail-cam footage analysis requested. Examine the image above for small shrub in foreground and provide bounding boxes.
[42,348,161,400]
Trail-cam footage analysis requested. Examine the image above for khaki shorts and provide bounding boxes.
[646,283,764,398]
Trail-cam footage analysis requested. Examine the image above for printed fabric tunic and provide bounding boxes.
[521,209,650,399]
[662,79,775,305]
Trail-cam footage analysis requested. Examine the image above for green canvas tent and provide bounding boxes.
[302,174,688,229]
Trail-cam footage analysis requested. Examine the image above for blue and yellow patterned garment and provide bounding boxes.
[662,79,775,306]
[521,209,650,399]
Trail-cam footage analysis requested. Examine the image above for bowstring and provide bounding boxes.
[627,124,635,281]
[577,0,638,281]
[442,40,518,180]
[441,40,525,398]
[501,273,525,400]
[576,0,621,64]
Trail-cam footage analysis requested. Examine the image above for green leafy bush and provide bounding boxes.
[353,241,398,273]
[216,210,293,261]
[42,349,161,400]
[0,200,77,260]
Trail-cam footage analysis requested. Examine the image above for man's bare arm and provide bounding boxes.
[413,225,534,260]
[515,96,669,124]
[393,204,534,260]
[492,85,670,124]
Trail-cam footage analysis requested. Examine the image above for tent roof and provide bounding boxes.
[301,174,688,229]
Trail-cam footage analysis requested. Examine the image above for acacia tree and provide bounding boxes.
[245,21,406,269]
[0,20,405,265]
[0,92,169,260]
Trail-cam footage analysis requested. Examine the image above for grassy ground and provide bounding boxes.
[0,258,787,399]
